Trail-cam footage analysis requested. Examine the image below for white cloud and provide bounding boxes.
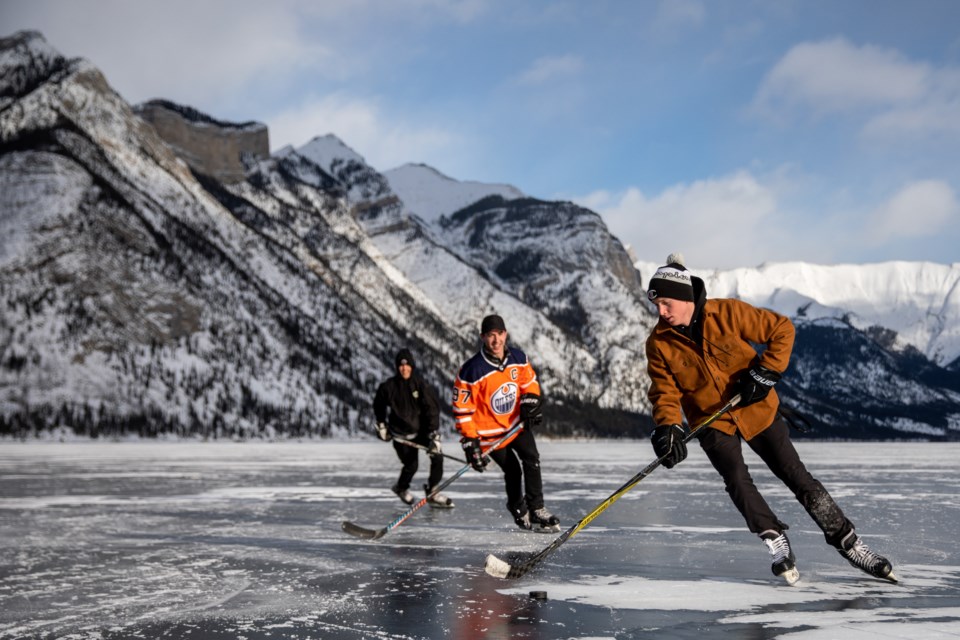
[513,54,585,86]
[3,0,337,106]
[267,93,461,172]
[752,38,930,116]
[751,37,960,140]
[866,180,959,245]
[579,173,960,269]
[862,68,960,138]
[576,171,785,269]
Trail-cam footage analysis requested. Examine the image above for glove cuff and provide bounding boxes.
[748,366,781,387]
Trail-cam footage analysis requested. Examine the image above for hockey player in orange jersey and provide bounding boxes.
[452,314,560,531]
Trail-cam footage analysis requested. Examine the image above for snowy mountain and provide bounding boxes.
[249,137,654,426]
[384,163,524,224]
[2,30,958,440]
[637,260,960,369]
[0,31,466,438]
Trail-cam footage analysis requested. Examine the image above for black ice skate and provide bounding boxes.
[513,509,533,530]
[530,507,561,532]
[761,530,799,585]
[837,531,897,583]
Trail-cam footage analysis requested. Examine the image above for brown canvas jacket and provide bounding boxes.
[645,298,795,440]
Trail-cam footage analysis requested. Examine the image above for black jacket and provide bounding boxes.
[373,374,440,438]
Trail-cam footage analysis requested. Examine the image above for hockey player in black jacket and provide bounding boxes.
[373,349,454,508]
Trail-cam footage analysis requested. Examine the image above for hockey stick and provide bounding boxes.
[393,436,468,464]
[484,395,741,578]
[342,423,524,540]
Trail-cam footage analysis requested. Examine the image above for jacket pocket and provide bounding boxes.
[673,357,705,392]
[708,339,753,371]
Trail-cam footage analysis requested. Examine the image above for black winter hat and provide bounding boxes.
[647,252,695,302]
[480,314,507,334]
[395,348,415,370]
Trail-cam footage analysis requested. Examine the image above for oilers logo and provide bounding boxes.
[490,382,519,415]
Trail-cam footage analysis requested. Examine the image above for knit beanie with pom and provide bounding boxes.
[646,253,694,302]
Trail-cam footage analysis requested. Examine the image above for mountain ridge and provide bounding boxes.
[2,30,958,440]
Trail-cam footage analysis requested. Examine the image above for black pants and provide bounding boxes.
[392,431,443,492]
[698,417,854,548]
[487,428,544,516]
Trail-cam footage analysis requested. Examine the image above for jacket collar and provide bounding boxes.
[653,274,708,341]
[481,346,510,371]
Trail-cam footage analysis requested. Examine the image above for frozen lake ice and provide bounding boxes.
[1,439,959,639]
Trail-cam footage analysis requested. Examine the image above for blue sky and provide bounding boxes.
[4,0,959,268]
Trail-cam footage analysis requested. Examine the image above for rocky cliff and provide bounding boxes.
[135,99,268,184]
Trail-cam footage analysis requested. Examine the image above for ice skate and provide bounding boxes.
[837,531,897,583]
[762,530,800,585]
[424,484,454,509]
[513,509,533,531]
[391,483,414,505]
[530,507,561,532]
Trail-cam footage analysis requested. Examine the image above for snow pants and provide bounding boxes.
[487,428,545,517]
[698,416,855,548]
[392,431,443,493]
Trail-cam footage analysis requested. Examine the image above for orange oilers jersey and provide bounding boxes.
[452,346,541,445]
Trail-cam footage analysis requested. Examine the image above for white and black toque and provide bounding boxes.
[647,252,694,302]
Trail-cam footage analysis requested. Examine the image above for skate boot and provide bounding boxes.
[761,530,799,585]
[512,508,533,531]
[391,483,414,505]
[530,507,560,532]
[424,484,455,509]
[837,531,897,582]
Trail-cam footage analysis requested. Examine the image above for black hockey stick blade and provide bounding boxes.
[341,520,387,540]
[484,396,741,579]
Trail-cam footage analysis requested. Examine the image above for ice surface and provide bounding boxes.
[1,440,958,639]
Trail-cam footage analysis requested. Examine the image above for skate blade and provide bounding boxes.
[882,569,898,583]
[780,567,800,585]
[533,524,561,534]
[427,502,455,509]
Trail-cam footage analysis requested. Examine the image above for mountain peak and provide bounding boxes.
[294,134,367,174]
[0,30,74,102]
[134,99,270,184]
[136,99,266,132]
[383,163,525,223]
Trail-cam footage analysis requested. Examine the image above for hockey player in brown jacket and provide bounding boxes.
[645,253,896,584]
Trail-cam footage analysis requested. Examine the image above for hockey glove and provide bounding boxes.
[427,431,442,456]
[519,393,542,427]
[461,437,487,472]
[375,422,391,442]
[651,424,687,469]
[734,365,782,407]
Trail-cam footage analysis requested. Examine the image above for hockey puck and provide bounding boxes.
[529,590,548,600]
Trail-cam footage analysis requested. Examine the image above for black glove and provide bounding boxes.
[651,424,687,469]
[519,393,542,426]
[461,437,487,472]
[375,422,391,442]
[427,431,442,456]
[734,365,782,407]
